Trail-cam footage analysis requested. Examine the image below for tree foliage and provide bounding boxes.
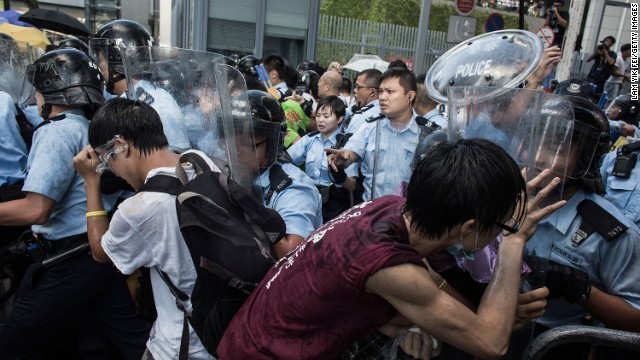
[321,0,422,27]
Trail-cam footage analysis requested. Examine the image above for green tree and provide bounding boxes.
[321,0,421,27]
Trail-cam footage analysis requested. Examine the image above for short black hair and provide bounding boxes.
[388,59,408,69]
[380,67,417,94]
[316,95,346,120]
[262,54,287,81]
[358,68,382,88]
[621,43,631,52]
[603,36,616,45]
[404,138,527,238]
[340,77,352,93]
[89,98,168,157]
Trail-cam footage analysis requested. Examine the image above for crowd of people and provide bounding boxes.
[0,17,638,360]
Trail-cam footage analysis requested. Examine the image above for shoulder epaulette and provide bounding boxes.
[264,163,293,204]
[354,103,374,115]
[572,199,628,247]
[33,114,67,132]
[306,130,320,137]
[135,87,155,105]
[365,113,385,123]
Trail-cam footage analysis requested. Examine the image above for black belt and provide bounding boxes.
[38,233,88,254]
[0,181,26,203]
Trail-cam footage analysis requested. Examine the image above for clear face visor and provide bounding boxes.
[605,100,626,120]
[19,64,38,109]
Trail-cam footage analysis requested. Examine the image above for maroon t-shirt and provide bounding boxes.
[217,196,427,359]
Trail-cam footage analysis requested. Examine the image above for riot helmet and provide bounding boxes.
[297,59,317,73]
[90,20,153,93]
[298,70,320,99]
[222,55,237,67]
[606,94,639,126]
[237,55,261,79]
[22,48,105,119]
[564,95,610,194]
[553,78,594,100]
[57,37,89,55]
[411,129,448,170]
[232,90,287,169]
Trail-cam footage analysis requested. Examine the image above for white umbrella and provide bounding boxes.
[343,54,389,72]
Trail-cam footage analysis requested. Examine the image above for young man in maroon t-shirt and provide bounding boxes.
[217,139,565,359]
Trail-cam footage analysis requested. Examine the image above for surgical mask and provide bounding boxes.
[446,231,479,260]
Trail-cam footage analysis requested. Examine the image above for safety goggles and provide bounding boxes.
[94,135,126,174]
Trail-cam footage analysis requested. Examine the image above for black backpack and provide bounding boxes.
[139,152,286,358]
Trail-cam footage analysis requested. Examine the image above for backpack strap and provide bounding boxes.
[175,152,214,184]
[154,266,190,360]
[138,175,182,196]
[571,199,628,247]
[198,257,258,295]
[264,163,292,204]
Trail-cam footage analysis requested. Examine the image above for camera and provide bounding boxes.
[613,142,640,178]
[597,44,605,50]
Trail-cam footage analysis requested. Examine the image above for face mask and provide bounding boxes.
[446,231,479,260]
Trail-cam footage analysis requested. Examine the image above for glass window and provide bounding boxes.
[263,0,310,66]
[207,0,257,55]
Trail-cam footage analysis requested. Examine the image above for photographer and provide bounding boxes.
[544,1,569,48]
[586,36,617,100]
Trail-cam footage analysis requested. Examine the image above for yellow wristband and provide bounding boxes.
[438,279,448,290]
[86,210,108,218]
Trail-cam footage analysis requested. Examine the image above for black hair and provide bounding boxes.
[262,54,287,81]
[316,95,346,120]
[388,59,408,69]
[89,98,168,157]
[621,43,631,52]
[603,36,616,45]
[380,67,417,94]
[340,77,352,93]
[403,139,527,239]
[358,69,382,88]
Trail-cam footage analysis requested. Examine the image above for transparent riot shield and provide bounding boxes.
[425,30,543,104]
[448,86,577,353]
[0,39,37,103]
[122,46,260,196]
[122,46,222,151]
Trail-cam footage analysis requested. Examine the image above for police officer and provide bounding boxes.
[0,49,149,359]
[90,19,189,150]
[233,90,322,259]
[237,55,266,91]
[343,68,382,134]
[56,37,90,55]
[524,96,640,340]
[328,67,421,202]
[600,94,640,228]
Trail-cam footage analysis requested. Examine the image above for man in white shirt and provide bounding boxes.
[73,98,214,360]
[604,43,631,102]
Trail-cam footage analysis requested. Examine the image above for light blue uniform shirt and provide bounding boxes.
[131,80,190,150]
[287,131,357,187]
[422,107,448,129]
[258,161,323,238]
[525,189,640,328]
[345,99,380,134]
[0,91,28,187]
[600,150,640,227]
[345,114,420,201]
[23,110,116,240]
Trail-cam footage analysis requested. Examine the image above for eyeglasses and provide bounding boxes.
[495,218,521,237]
[94,135,126,174]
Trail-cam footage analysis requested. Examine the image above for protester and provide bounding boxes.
[72,98,214,360]
[217,138,565,359]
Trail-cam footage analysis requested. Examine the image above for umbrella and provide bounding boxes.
[0,23,50,49]
[0,10,34,27]
[343,54,390,72]
[19,8,91,36]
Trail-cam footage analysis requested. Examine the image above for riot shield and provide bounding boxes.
[448,85,578,353]
[0,39,37,103]
[425,30,543,104]
[122,46,260,195]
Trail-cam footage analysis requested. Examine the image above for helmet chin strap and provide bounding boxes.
[40,103,52,120]
[106,64,126,95]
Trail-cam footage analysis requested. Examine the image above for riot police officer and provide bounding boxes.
[0,49,149,359]
[233,90,322,259]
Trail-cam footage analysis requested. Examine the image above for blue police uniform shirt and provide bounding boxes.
[600,150,640,227]
[422,107,448,129]
[345,113,421,201]
[22,109,117,240]
[525,188,640,328]
[287,131,357,187]
[22,104,44,127]
[0,91,28,187]
[345,99,380,134]
[131,80,190,150]
[258,161,323,238]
